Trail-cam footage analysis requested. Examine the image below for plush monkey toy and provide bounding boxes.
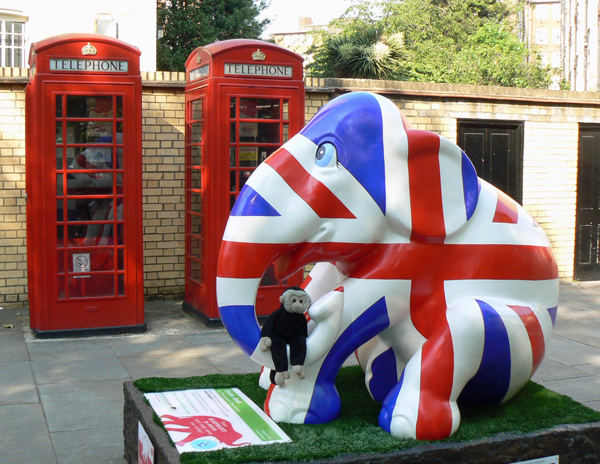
[258,286,310,386]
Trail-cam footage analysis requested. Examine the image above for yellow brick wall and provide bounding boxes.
[141,82,186,299]
[2,71,600,306]
[0,81,27,305]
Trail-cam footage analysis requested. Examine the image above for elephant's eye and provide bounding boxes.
[316,143,337,168]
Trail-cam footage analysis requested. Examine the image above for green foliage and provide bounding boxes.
[309,27,407,80]
[308,0,554,88]
[157,0,269,72]
[455,22,553,88]
[135,366,600,464]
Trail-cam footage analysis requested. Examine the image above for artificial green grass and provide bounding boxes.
[134,366,600,464]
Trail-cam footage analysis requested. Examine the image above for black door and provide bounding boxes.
[458,121,524,203]
[575,126,600,280]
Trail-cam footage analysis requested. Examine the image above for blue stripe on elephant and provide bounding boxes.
[304,297,390,424]
[369,347,399,402]
[461,151,480,221]
[300,92,387,215]
[218,305,260,357]
[231,185,280,217]
[458,299,511,406]
[378,369,405,433]
[547,306,558,327]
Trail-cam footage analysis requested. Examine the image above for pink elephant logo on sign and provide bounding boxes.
[161,415,250,448]
[217,92,558,440]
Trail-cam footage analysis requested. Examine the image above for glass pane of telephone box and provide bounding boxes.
[66,95,114,118]
[67,121,113,144]
[240,122,279,143]
[190,192,202,213]
[191,100,203,120]
[240,98,280,119]
[190,147,202,166]
[67,147,114,169]
[56,122,63,143]
[239,147,258,167]
[56,95,63,117]
[230,98,236,119]
[190,122,202,143]
[191,169,202,190]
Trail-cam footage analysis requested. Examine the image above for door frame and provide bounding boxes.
[574,124,600,281]
[457,119,524,204]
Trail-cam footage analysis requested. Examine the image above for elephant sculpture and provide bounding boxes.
[216,91,559,440]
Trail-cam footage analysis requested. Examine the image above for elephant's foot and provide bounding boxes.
[379,393,461,440]
[265,365,341,425]
[378,345,461,440]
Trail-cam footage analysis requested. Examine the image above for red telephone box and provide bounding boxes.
[183,39,305,325]
[26,34,144,336]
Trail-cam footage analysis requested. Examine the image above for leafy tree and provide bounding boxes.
[307,0,554,88]
[157,0,269,72]
[456,22,552,88]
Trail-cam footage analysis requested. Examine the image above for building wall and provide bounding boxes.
[2,70,600,306]
[524,0,562,70]
[140,73,186,299]
[0,69,27,305]
[562,0,600,91]
[0,0,157,71]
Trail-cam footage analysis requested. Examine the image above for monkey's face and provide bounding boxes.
[281,289,311,314]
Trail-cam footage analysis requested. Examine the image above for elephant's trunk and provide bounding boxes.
[217,240,294,364]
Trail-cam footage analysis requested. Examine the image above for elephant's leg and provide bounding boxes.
[266,289,390,424]
[260,263,345,390]
[379,297,553,440]
[357,323,426,402]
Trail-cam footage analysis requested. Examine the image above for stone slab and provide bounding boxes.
[123,381,600,464]
[40,379,125,432]
[0,403,57,464]
[0,360,38,405]
[31,347,129,384]
[52,426,126,464]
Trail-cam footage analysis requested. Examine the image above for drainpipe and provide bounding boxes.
[584,0,588,90]
[561,0,566,82]
[574,1,578,90]
[597,0,600,91]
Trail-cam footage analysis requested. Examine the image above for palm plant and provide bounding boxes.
[316,27,406,80]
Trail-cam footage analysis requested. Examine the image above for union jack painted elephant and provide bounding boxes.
[216,92,559,440]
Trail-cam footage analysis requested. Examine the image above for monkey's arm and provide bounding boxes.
[259,308,281,351]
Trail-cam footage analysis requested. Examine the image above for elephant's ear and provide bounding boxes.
[405,130,480,241]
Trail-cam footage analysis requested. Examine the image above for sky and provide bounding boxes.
[259,0,353,38]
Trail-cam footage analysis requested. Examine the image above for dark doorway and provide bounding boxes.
[458,121,524,204]
[575,125,600,281]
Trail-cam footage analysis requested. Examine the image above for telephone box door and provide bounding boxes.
[224,88,304,312]
[184,88,304,321]
[39,85,142,331]
[184,39,305,324]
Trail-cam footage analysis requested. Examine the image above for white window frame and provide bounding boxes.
[0,15,27,68]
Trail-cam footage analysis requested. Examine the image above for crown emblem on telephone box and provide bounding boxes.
[252,49,266,61]
[82,43,98,56]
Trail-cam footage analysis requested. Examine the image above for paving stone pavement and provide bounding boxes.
[0,283,599,464]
